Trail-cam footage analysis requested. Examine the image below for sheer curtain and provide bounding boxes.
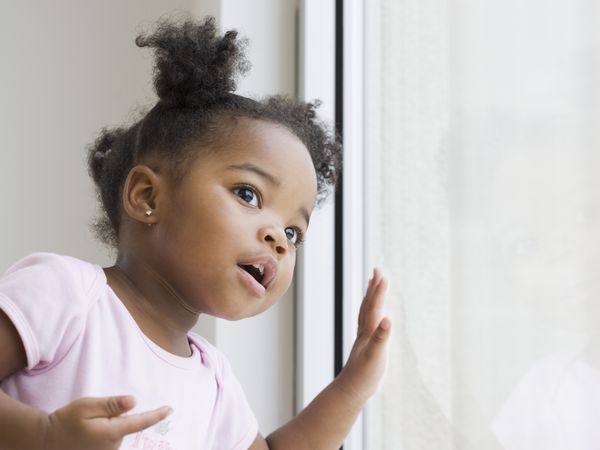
[363,1,600,449]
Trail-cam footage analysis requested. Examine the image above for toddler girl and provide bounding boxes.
[0,17,390,449]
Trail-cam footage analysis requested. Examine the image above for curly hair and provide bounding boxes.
[87,16,341,248]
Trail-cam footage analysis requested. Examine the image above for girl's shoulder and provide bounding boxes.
[0,253,107,372]
[1,252,106,307]
[4,251,94,272]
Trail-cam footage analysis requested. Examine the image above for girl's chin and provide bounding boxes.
[210,303,260,322]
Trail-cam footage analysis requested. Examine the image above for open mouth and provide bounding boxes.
[237,257,277,291]
[239,263,265,286]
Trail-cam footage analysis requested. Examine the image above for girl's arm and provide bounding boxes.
[0,309,47,449]
[0,310,171,450]
[250,269,391,450]
[0,390,49,449]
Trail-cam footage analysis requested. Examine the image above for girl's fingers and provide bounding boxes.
[77,395,137,419]
[358,269,378,331]
[372,276,387,311]
[110,405,173,437]
[365,277,388,333]
[368,317,392,350]
[358,268,387,336]
[360,317,392,363]
[377,316,391,336]
[75,395,172,437]
[372,267,382,286]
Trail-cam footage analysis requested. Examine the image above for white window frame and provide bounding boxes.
[296,0,367,448]
[295,0,336,411]
[340,0,366,448]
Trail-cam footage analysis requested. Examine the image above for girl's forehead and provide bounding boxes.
[214,119,315,175]
[219,117,304,152]
[189,118,318,205]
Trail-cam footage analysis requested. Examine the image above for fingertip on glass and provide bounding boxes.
[379,317,391,331]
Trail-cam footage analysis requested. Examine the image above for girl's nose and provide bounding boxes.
[259,226,287,255]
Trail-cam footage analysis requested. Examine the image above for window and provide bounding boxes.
[361,1,600,449]
[299,0,600,449]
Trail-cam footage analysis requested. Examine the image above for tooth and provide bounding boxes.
[252,264,265,276]
[252,264,265,275]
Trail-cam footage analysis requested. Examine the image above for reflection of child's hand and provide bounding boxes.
[338,268,391,405]
[44,395,172,450]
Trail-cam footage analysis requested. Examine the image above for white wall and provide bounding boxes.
[1,0,297,436]
[0,1,199,268]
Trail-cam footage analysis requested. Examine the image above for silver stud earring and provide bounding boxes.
[145,210,154,227]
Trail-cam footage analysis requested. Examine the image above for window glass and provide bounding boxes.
[363,1,600,448]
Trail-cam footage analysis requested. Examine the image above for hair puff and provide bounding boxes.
[135,16,250,108]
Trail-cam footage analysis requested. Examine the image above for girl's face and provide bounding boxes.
[153,118,318,320]
[489,149,600,331]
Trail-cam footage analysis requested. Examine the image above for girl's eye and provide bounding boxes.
[234,186,260,207]
[285,227,304,247]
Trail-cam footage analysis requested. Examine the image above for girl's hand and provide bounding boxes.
[44,395,172,450]
[337,268,391,405]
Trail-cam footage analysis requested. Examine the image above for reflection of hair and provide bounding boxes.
[87,17,341,247]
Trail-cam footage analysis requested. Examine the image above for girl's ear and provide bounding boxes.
[121,164,164,226]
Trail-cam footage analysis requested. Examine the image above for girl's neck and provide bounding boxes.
[104,254,200,357]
